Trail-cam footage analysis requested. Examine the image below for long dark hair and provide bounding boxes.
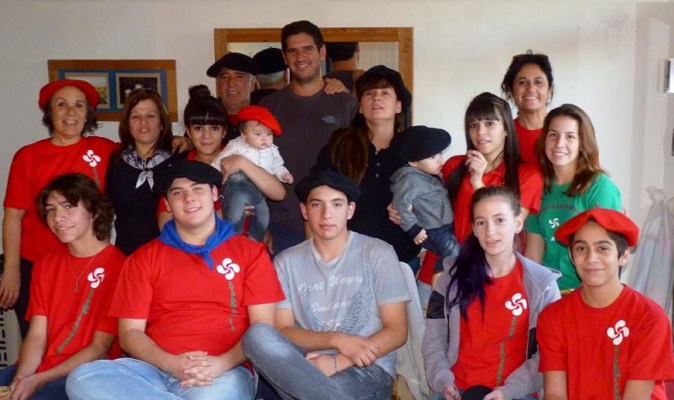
[446,92,521,204]
[536,104,605,196]
[445,186,521,320]
[328,75,407,183]
[183,85,227,128]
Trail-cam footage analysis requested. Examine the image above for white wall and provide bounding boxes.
[0,1,671,234]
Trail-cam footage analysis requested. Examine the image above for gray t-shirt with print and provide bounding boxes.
[274,231,410,377]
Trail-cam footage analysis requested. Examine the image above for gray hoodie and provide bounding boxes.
[422,253,561,399]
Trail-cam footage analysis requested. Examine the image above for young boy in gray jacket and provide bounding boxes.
[390,125,459,269]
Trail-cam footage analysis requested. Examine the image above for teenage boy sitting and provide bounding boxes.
[537,208,674,399]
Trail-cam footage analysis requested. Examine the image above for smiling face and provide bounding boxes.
[187,124,225,160]
[545,115,580,173]
[241,121,274,150]
[165,178,218,230]
[359,86,402,123]
[472,195,523,259]
[50,86,88,144]
[468,117,507,161]
[216,67,255,114]
[129,99,162,151]
[300,185,355,243]
[511,63,552,113]
[44,192,95,246]
[569,221,629,290]
[284,33,325,84]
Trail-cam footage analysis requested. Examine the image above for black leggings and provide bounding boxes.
[14,257,32,339]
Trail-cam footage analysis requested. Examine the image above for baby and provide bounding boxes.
[211,105,292,241]
[390,125,459,269]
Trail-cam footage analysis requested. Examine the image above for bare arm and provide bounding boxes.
[1,207,25,308]
[525,232,545,264]
[220,155,285,201]
[623,380,655,400]
[543,371,568,400]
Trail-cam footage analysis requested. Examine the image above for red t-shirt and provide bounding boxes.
[4,137,118,262]
[452,260,530,389]
[27,245,125,372]
[514,118,542,168]
[110,235,283,356]
[537,286,674,399]
[419,157,543,283]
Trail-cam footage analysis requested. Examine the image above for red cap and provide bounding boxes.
[39,79,100,110]
[554,208,639,247]
[238,105,281,136]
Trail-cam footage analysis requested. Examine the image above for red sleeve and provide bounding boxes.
[626,302,674,381]
[441,155,464,182]
[537,305,568,372]
[109,250,155,319]
[4,146,34,210]
[239,238,284,306]
[517,163,543,214]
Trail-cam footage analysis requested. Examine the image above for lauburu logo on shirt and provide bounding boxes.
[505,293,528,316]
[87,267,105,289]
[82,149,101,167]
[607,320,630,345]
[548,217,560,229]
[216,258,240,280]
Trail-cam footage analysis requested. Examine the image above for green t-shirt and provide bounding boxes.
[524,174,622,290]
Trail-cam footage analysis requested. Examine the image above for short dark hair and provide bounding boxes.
[37,173,114,241]
[325,42,357,61]
[115,88,173,159]
[281,20,324,52]
[568,221,630,261]
[500,51,554,103]
[41,97,99,136]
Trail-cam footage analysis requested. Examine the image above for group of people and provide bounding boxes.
[0,17,672,400]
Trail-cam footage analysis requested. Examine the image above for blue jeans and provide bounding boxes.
[267,222,306,258]
[424,224,459,272]
[0,364,68,400]
[242,323,393,400]
[65,358,256,400]
[220,172,268,242]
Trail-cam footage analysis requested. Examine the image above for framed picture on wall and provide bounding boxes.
[47,59,177,121]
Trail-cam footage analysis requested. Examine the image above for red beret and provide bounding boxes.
[39,79,100,110]
[554,208,639,247]
[238,105,282,136]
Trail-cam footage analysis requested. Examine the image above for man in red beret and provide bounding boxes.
[536,208,674,399]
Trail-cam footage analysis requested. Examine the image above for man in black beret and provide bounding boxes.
[389,125,459,268]
[66,160,284,399]
[242,170,410,399]
[206,52,259,144]
[251,47,288,105]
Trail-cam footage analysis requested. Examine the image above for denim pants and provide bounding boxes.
[242,323,393,400]
[220,172,268,242]
[65,357,256,400]
[424,224,459,272]
[0,364,68,400]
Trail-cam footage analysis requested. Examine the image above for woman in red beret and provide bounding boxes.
[1,79,118,338]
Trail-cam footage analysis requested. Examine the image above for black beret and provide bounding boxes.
[356,65,412,112]
[153,160,222,195]
[294,170,361,203]
[462,385,492,400]
[253,47,287,74]
[390,125,451,162]
[206,52,258,78]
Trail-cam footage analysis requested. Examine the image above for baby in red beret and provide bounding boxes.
[211,105,293,242]
[536,208,674,399]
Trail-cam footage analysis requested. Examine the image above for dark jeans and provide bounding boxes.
[0,364,68,400]
[220,172,268,242]
[242,323,394,400]
[267,222,306,258]
[13,257,32,338]
[424,224,459,272]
